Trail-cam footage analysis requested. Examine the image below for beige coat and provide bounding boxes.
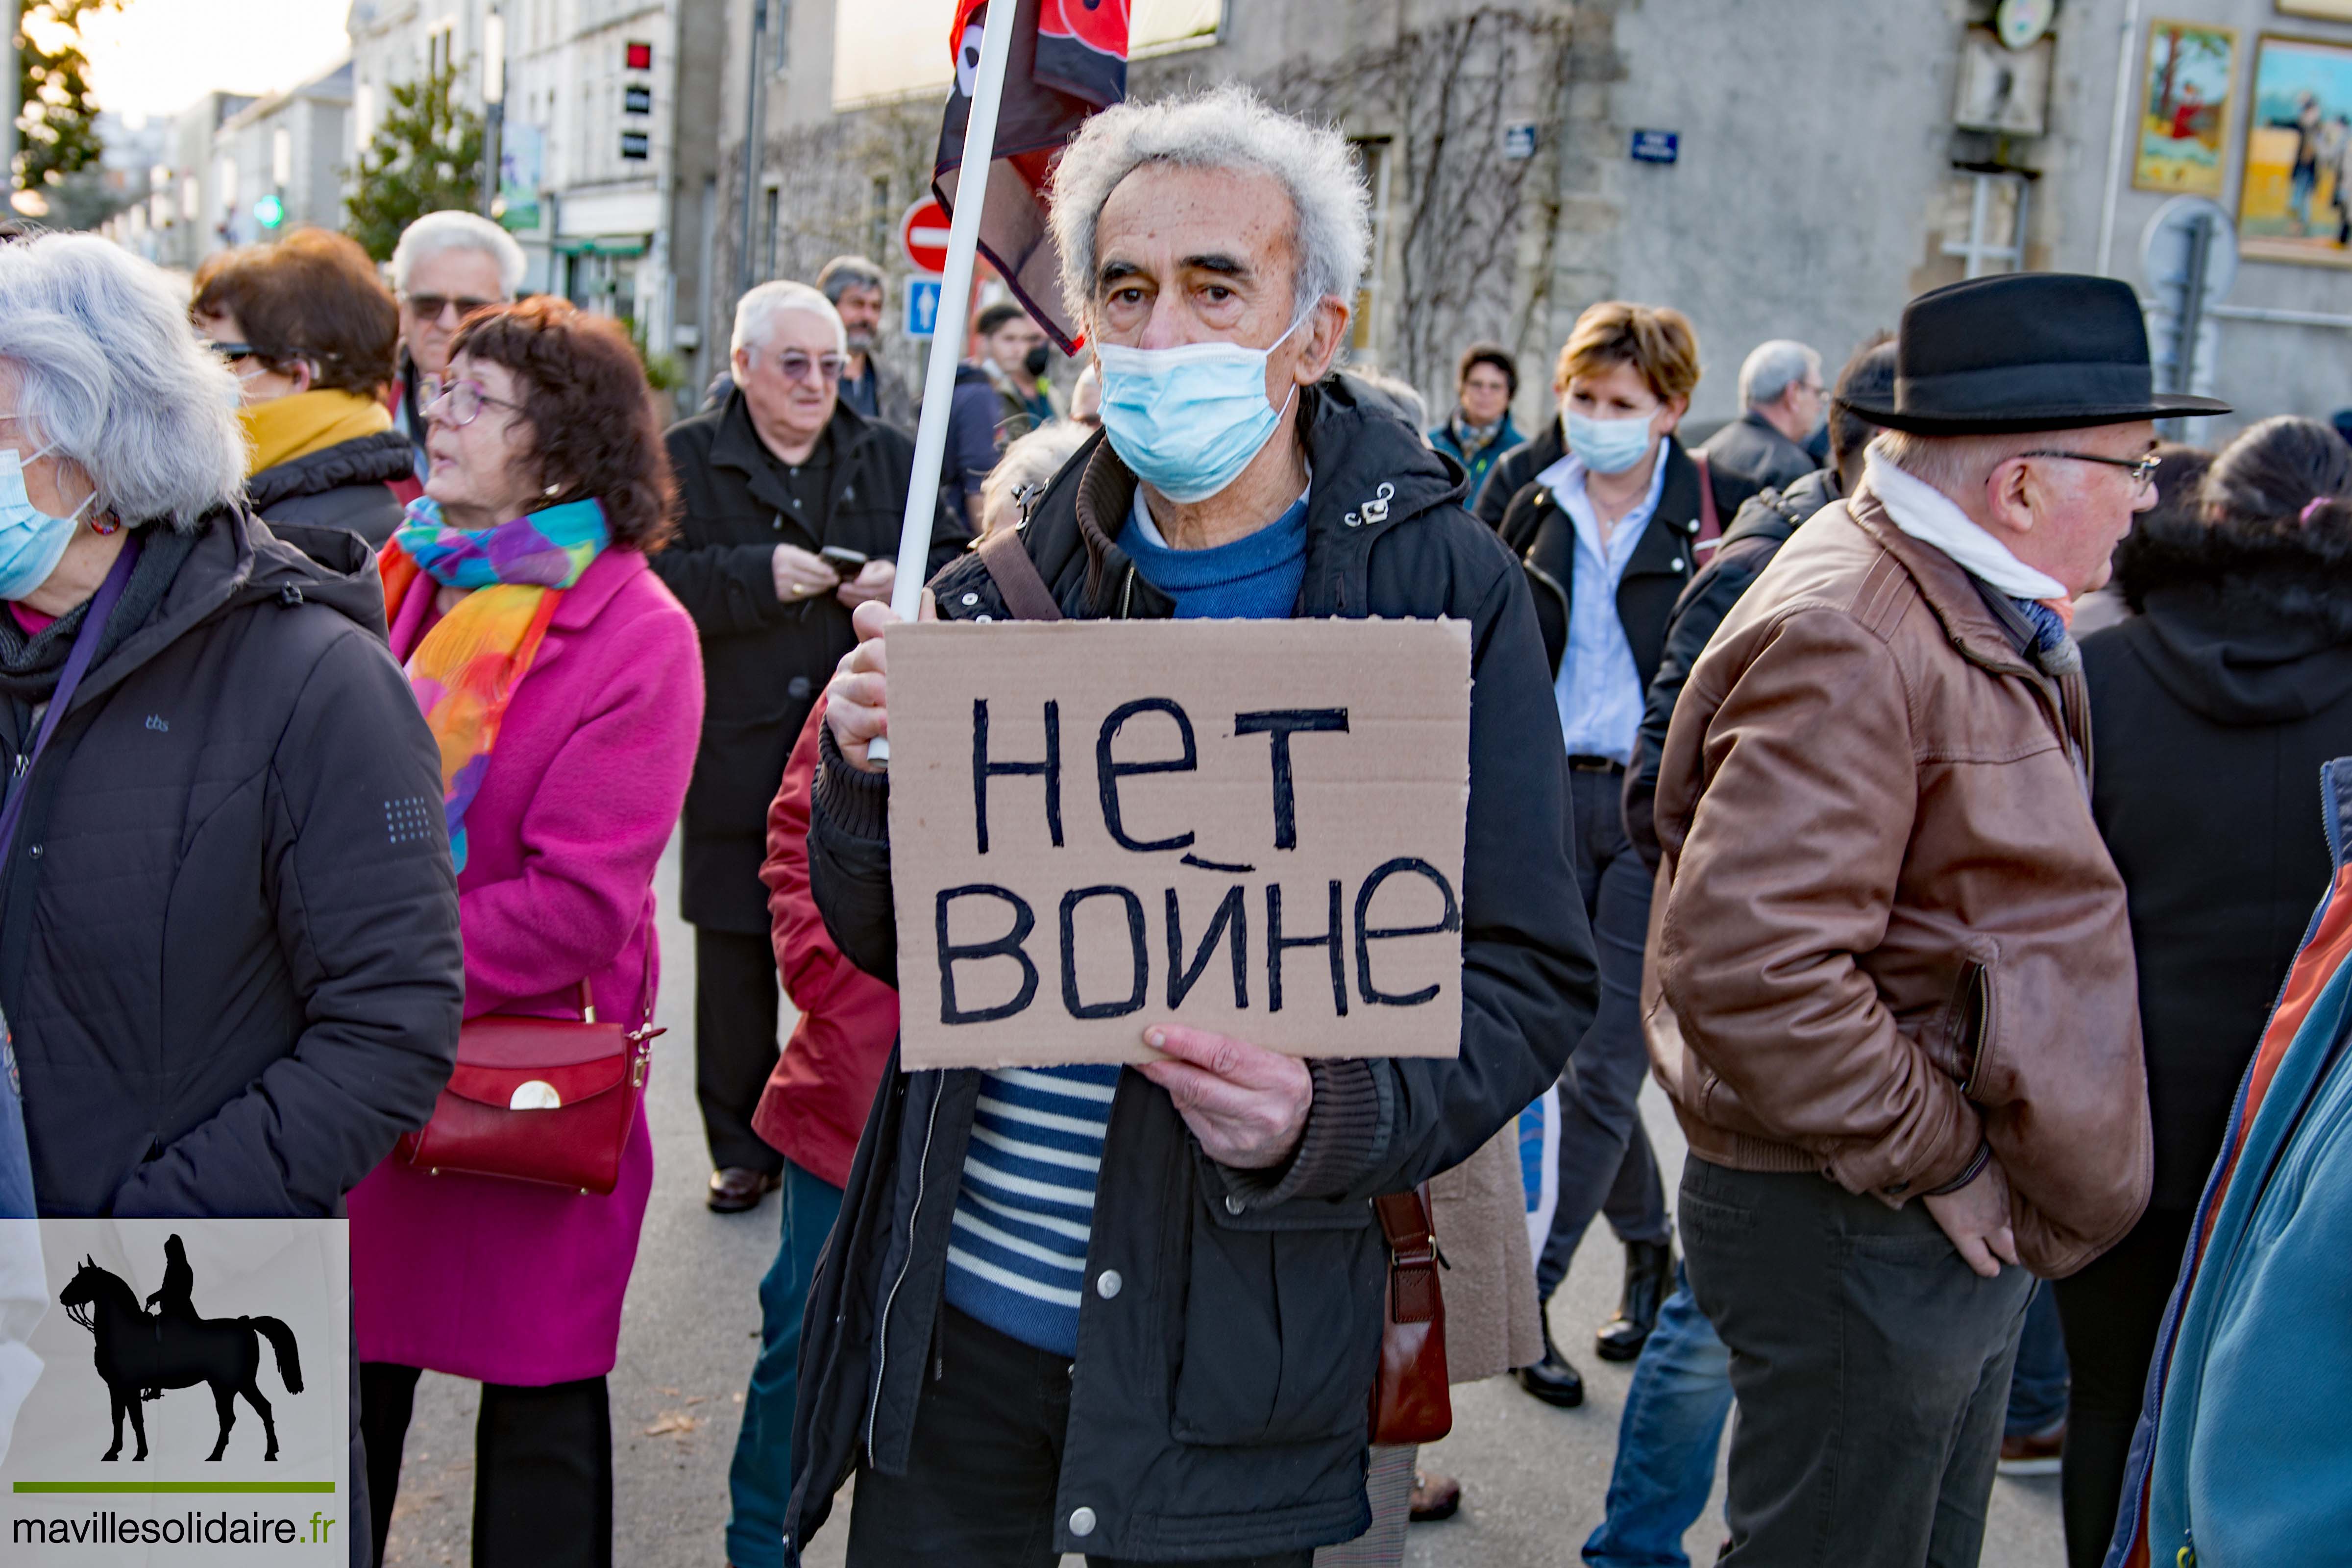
[1428,1124,1544,1382]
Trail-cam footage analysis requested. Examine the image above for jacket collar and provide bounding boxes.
[708,389,877,515]
[1847,485,2037,676]
[1031,377,1468,620]
[546,543,649,634]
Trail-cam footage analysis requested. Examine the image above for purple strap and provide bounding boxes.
[0,537,140,867]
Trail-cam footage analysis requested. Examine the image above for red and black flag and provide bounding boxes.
[935,0,1129,354]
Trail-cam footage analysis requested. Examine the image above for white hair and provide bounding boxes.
[0,234,245,532]
[732,280,846,356]
[389,209,527,298]
[1871,428,2044,500]
[816,254,886,304]
[1050,84,1371,336]
[1739,340,1822,409]
[980,420,1091,537]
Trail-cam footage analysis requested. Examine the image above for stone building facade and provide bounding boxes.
[713,0,2352,442]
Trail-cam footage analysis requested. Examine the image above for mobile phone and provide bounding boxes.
[819,545,870,571]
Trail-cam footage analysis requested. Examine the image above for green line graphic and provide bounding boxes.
[13,1481,338,1494]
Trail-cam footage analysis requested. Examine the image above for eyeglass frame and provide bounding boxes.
[2018,449,2162,488]
[402,293,501,325]
[422,377,528,428]
[770,349,848,387]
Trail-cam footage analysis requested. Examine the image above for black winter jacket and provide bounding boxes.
[7,509,463,1216]
[1495,436,1761,694]
[1471,415,1564,528]
[1623,467,1840,866]
[1695,410,1817,495]
[788,382,1597,1561]
[2083,517,2352,1211]
[657,392,967,931]
[246,430,415,548]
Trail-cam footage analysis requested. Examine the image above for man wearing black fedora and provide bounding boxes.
[1638,273,2225,1566]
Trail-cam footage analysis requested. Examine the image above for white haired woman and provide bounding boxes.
[0,233,463,1535]
[387,209,527,494]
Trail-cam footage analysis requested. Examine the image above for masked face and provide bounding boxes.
[1095,317,1303,505]
[0,442,94,601]
[1560,361,1677,477]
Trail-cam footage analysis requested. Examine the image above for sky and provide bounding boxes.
[80,0,354,124]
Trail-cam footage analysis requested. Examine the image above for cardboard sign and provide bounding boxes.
[885,619,1472,1069]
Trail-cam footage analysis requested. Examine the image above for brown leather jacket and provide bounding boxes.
[1645,486,2151,1277]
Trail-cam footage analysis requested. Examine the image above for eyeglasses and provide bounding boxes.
[774,350,847,386]
[205,340,258,363]
[423,378,527,428]
[2020,449,2162,488]
[405,294,498,325]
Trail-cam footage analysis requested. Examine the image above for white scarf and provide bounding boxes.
[1864,449,2067,602]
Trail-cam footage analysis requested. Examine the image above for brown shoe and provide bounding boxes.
[1997,1419,2064,1477]
[707,1167,780,1213]
[1408,1470,1461,1522]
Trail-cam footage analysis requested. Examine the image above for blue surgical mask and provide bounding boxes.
[1095,319,1302,505]
[0,443,92,601]
[1564,409,1659,476]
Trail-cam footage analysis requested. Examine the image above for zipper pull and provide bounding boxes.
[11,753,25,778]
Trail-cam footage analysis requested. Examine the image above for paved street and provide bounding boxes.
[381,834,2066,1568]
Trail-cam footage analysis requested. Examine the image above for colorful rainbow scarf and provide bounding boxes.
[380,496,611,871]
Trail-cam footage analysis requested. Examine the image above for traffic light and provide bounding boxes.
[253,193,285,229]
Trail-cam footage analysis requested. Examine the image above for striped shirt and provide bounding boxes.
[942,1064,1121,1355]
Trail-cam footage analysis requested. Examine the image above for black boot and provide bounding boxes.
[1515,1315,1584,1408]
[1594,1238,1674,1363]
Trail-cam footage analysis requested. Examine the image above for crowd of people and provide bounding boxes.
[0,75,2348,1568]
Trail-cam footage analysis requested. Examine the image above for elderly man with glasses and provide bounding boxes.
[1645,273,2225,1567]
[656,281,965,1217]
[385,210,527,497]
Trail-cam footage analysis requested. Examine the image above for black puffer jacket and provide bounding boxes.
[1624,466,1841,865]
[246,430,415,548]
[6,509,462,1217]
[2084,514,2352,1210]
[788,381,1597,1561]
[658,392,968,932]
[1471,415,1564,528]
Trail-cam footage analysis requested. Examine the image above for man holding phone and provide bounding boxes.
[658,280,968,1212]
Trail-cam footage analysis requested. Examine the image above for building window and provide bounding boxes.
[764,186,781,280]
[1940,170,2032,279]
[774,0,793,73]
[868,174,890,261]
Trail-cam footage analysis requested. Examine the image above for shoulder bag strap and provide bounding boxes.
[973,528,1064,624]
[1373,1187,1441,1324]
[1691,453,1723,559]
[0,537,139,868]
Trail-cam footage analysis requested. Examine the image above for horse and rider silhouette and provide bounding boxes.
[59,1236,303,1463]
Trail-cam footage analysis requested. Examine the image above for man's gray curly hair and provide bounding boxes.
[1049,84,1372,335]
[0,234,245,532]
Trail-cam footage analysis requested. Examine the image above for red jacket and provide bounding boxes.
[751,697,899,1189]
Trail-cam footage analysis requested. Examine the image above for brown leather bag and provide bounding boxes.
[1368,1186,1451,1444]
[397,979,663,1195]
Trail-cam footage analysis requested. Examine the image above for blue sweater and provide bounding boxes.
[939,486,1311,1356]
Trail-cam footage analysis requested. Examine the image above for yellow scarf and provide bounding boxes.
[239,389,394,476]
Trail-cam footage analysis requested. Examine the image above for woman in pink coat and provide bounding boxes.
[347,297,703,1568]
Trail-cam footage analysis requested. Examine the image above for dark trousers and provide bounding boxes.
[360,1363,612,1568]
[1680,1158,2034,1568]
[847,1305,1313,1568]
[2053,1206,2195,1568]
[695,925,785,1174]
[1536,764,1669,1305]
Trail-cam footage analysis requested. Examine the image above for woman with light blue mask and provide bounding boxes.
[0,234,465,1252]
[1488,301,1762,1419]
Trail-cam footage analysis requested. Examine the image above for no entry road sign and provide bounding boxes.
[900,197,953,276]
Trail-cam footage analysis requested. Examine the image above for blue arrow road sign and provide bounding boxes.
[906,277,944,339]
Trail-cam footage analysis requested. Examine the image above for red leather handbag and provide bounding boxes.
[397,980,662,1195]
[1368,1186,1452,1444]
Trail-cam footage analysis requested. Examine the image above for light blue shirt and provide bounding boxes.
[1539,450,1667,762]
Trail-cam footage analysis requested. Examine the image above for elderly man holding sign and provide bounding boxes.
[789,87,1594,1567]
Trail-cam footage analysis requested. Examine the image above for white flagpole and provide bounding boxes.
[871,0,1022,764]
